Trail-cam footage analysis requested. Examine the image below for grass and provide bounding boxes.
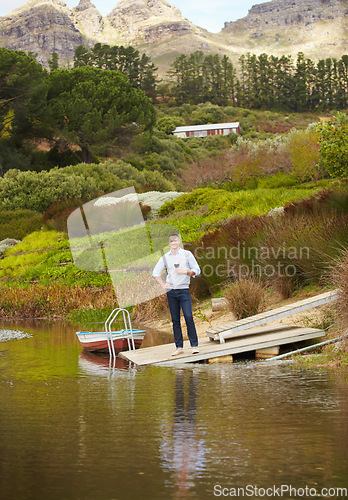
[158,181,335,241]
[0,177,346,330]
[293,339,348,370]
[224,278,266,319]
[0,283,116,319]
[0,209,43,241]
[0,230,112,287]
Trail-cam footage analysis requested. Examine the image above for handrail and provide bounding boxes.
[104,308,136,358]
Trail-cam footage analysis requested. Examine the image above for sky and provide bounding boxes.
[0,0,263,33]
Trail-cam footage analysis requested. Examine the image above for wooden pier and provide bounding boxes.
[120,324,325,366]
[206,290,338,343]
[120,290,337,366]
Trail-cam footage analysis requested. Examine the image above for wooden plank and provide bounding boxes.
[206,290,338,343]
[119,326,325,366]
[255,345,280,359]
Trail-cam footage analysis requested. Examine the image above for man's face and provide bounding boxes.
[169,236,180,251]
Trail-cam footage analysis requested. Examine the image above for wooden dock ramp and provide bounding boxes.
[120,325,325,366]
[206,290,338,344]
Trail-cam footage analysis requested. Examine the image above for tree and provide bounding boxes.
[46,66,156,163]
[315,112,348,178]
[48,52,59,71]
[73,43,157,97]
[157,117,176,134]
[0,48,47,138]
[0,48,48,174]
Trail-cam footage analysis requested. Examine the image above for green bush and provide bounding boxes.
[316,112,348,178]
[287,128,321,181]
[0,209,43,240]
[257,173,299,189]
[0,161,176,213]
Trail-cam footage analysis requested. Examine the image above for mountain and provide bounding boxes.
[220,0,348,63]
[0,0,84,64]
[0,0,347,72]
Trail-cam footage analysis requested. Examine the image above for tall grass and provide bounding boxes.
[331,249,348,331]
[159,183,333,241]
[0,284,116,319]
[186,184,348,297]
[224,278,266,320]
[0,230,110,287]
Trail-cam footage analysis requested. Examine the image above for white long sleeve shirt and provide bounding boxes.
[152,248,200,290]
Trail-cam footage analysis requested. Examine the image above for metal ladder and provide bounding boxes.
[104,308,135,359]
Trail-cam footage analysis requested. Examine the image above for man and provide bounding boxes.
[153,234,200,356]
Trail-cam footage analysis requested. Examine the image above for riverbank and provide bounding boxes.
[137,289,348,368]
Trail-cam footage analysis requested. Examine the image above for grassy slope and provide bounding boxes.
[156,181,335,241]
[0,179,336,284]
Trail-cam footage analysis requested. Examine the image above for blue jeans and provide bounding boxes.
[166,289,198,348]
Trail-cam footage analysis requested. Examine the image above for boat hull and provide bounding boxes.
[76,330,146,353]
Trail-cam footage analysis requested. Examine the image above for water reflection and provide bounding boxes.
[160,370,206,498]
[1,320,348,500]
[78,351,130,376]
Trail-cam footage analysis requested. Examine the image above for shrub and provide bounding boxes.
[224,278,266,320]
[180,155,231,190]
[131,294,169,322]
[287,128,321,181]
[43,198,86,232]
[0,209,43,240]
[247,211,348,293]
[0,161,176,213]
[315,112,348,178]
[330,249,348,331]
[156,117,176,134]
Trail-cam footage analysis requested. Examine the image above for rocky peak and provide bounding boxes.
[73,0,104,40]
[7,0,70,17]
[74,0,96,12]
[0,0,83,66]
[223,0,347,34]
[107,0,202,44]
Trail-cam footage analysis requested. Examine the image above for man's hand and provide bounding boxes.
[174,268,195,276]
[154,276,171,290]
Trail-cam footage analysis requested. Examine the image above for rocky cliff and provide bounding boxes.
[223,0,347,35]
[0,0,84,65]
[106,0,203,45]
[0,0,346,71]
[219,0,347,65]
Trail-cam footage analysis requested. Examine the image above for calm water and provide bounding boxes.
[0,320,347,500]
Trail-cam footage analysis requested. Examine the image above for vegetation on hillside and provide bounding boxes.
[0,46,347,340]
[164,51,348,110]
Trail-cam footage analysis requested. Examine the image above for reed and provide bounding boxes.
[0,284,116,319]
[224,278,266,320]
[131,294,169,323]
[330,249,348,331]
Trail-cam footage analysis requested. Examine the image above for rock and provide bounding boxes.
[0,0,346,70]
[211,298,229,311]
[0,0,84,66]
[73,0,104,41]
[0,238,20,257]
[222,0,347,33]
[106,0,199,44]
